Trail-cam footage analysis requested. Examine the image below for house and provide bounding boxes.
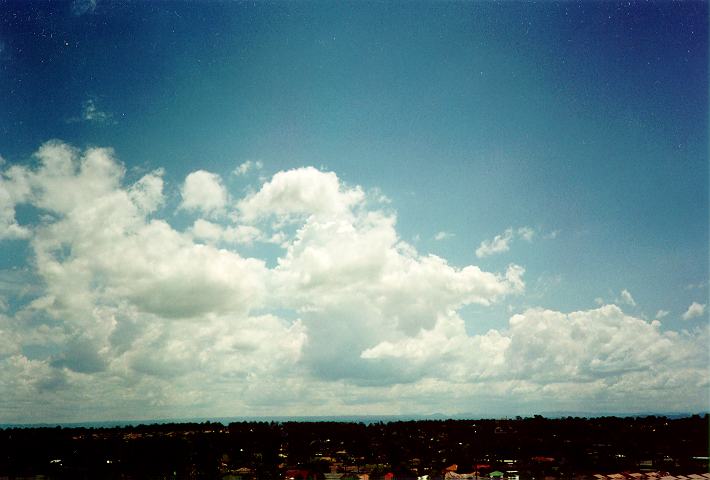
[285,469,322,480]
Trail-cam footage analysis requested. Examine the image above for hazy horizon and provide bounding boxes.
[4,410,709,430]
[0,1,707,423]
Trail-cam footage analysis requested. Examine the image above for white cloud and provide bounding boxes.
[0,140,707,421]
[189,218,224,242]
[655,309,669,319]
[361,304,708,410]
[682,302,706,320]
[128,168,164,213]
[233,160,263,176]
[0,164,31,239]
[503,305,685,382]
[476,228,514,258]
[0,143,525,419]
[180,170,228,215]
[619,289,636,307]
[237,167,364,222]
[475,226,537,258]
[434,231,454,241]
[190,219,262,246]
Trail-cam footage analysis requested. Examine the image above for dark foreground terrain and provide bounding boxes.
[0,415,707,480]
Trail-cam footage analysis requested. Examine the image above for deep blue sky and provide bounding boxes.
[0,1,707,421]
[2,1,706,320]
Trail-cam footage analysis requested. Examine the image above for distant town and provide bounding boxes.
[0,415,707,480]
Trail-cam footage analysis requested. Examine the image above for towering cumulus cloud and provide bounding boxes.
[0,141,707,421]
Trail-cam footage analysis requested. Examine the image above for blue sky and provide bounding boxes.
[0,1,707,422]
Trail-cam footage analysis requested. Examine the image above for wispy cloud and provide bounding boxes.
[67,97,113,124]
[475,226,535,258]
[476,228,514,258]
[619,289,636,307]
[71,0,97,16]
[81,98,112,123]
[517,226,535,242]
[434,231,454,241]
[233,160,263,176]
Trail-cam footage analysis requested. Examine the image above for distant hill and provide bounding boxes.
[2,411,707,429]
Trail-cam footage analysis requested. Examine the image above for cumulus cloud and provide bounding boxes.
[361,304,708,410]
[483,308,698,380]
[237,167,364,222]
[0,142,528,420]
[180,170,228,215]
[502,305,689,382]
[128,168,165,213]
[0,140,707,421]
[682,302,706,320]
[0,164,31,239]
[189,219,262,246]
[475,226,536,258]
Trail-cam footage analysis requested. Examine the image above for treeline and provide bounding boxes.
[0,415,707,479]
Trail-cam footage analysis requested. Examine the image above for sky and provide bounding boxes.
[0,1,707,423]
